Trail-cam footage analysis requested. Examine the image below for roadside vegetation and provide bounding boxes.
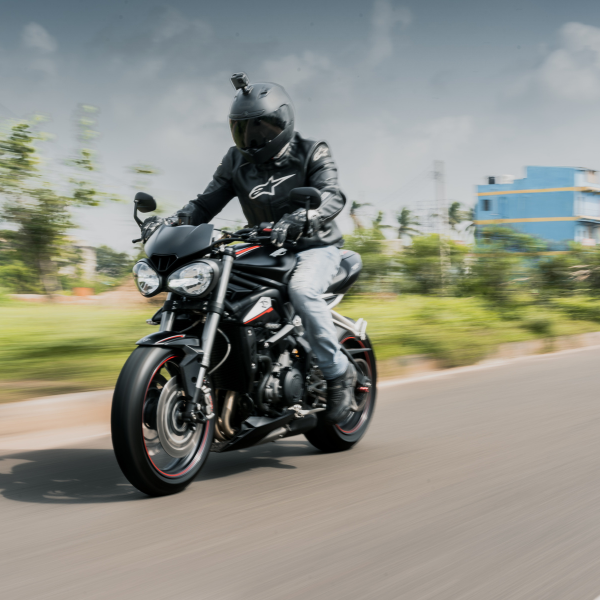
[2,289,600,402]
[4,117,600,401]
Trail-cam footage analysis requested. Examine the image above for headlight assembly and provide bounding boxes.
[133,261,161,297]
[167,260,219,297]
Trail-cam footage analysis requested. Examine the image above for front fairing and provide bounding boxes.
[144,223,215,273]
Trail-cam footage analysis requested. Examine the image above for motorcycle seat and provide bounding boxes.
[326,250,363,294]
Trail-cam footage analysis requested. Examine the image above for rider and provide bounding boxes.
[176,73,355,424]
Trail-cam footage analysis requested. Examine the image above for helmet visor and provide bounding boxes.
[230,105,292,151]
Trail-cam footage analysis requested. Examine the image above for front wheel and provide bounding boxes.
[111,346,214,496]
[305,333,377,453]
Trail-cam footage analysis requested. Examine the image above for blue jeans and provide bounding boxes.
[288,246,349,380]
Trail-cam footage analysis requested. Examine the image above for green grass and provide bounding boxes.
[0,303,151,402]
[339,295,600,367]
[2,294,600,402]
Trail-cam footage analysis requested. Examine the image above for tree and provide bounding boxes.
[372,210,392,233]
[462,227,545,303]
[0,116,108,295]
[398,234,467,295]
[96,245,132,279]
[464,206,476,234]
[396,207,420,240]
[344,226,393,294]
[448,201,462,231]
[349,200,371,229]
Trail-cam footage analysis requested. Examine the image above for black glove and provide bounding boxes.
[270,209,307,248]
[141,216,164,243]
[176,202,197,225]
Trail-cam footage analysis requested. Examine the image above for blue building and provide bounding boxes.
[475,166,600,247]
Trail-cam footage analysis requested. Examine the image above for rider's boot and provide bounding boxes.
[325,363,357,424]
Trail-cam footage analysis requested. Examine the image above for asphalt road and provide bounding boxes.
[2,349,600,600]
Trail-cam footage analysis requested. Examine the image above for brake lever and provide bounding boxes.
[132,238,142,243]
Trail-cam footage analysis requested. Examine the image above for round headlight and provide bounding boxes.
[167,261,216,297]
[133,261,161,297]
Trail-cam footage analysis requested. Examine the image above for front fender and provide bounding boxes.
[136,331,203,397]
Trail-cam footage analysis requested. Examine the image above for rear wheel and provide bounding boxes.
[111,347,214,496]
[305,333,377,452]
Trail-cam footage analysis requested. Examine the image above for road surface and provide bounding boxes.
[2,348,600,599]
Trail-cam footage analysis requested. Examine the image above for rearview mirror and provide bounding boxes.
[134,192,157,213]
[289,187,322,210]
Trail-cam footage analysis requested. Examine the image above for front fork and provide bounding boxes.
[166,247,233,421]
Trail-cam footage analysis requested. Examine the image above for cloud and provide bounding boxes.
[530,22,600,101]
[422,115,473,148]
[262,51,332,87]
[150,6,211,44]
[366,0,412,67]
[22,23,57,54]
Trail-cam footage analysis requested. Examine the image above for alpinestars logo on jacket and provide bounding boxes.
[249,174,296,199]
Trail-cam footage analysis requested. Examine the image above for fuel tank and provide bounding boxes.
[232,244,297,283]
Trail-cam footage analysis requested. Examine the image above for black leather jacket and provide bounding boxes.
[185,132,346,251]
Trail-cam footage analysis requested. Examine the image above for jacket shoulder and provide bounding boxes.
[213,146,243,176]
[294,133,332,169]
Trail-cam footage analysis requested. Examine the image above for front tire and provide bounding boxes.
[111,346,214,496]
[305,333,377,453]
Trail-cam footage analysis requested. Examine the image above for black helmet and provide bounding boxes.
[228,72,295,164]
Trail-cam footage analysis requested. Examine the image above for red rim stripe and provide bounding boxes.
[142,355,211,478]
[337,336,372,435]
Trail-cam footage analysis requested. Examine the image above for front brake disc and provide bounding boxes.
[156,377,202,458]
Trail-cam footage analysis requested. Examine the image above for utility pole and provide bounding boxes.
[433,160,450,293]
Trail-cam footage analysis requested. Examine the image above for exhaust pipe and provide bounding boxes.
[254,414,319,447]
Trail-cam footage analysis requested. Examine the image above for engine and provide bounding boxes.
[263,350,305,407]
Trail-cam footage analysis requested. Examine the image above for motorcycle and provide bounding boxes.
[111,187,377,496]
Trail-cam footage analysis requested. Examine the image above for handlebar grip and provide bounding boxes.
[178,215,192,226]
[258,221,274,233]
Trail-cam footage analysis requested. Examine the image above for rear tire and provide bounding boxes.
[111,346,214,496]
[305,333,377,453]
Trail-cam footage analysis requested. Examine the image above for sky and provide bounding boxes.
[2,0,600,250]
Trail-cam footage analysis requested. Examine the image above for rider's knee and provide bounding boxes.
[289,279,320,303]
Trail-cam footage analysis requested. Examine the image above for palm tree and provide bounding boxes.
[464,207,476,234]
[372,211,392,233]
[448,201,462,231]
[349,200,371,229]
[396,207,421,240]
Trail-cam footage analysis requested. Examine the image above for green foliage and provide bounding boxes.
[398,234,467,295]
[0,304,150,401]
[458,227,545,303]
[96,245,133,279]
[396,207,420,240]
[479,226,547,253]
[551,296,600,322]
[349,200,371,229]
[0,116,112,294]
[521,313,554,336]
[448,201,462,230]
[344,227,394,293]
[0,261,40,293]
[340,294,600,367]
[0,121,39,191]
